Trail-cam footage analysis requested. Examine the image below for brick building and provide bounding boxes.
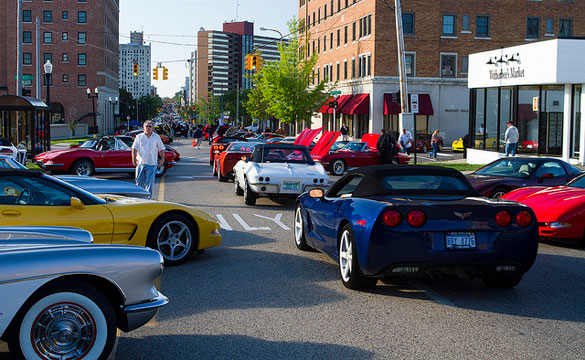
[300,0,585,143]
[0,0,119,137]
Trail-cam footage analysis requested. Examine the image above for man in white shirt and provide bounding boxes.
[132,120,165,199]
[504,121,519,157]
[398,128,413,154]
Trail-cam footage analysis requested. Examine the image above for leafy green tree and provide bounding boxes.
[118,88,134,122]
[197,96,221,124]
[246,18,331,126]
[220,88,251,125]
[138,94,163,121]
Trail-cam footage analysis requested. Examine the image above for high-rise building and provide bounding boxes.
[300,0,584,143]
[188,50,197,105]
[197,21,285,101]
[0,0,119,137]
[119,31,153,99]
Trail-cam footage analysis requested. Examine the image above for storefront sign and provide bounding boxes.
[489,67,525,80]
[532,96,539,111]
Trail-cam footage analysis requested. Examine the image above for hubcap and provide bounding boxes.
[334,161,343,175]
[32,302,95,359]
[339,230,352,282]
[157,221,191,261]
[294,207,303,244]
[77,163,89,176]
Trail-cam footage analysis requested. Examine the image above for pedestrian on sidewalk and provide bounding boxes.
[431,129,440,160]
[132,120,165,199]
[505,121,519,157]
[340,124,349,141]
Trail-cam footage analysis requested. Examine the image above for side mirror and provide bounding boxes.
[309,188,325,199]
[71,197,85,210]
[538,173,554,183]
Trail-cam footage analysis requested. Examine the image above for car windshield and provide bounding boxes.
[568,175,585,188]
[256,147,312,164]
[380,174,471,193]
[341,142,366,152]
[330,142,347,151]
[79,139,98,149]
[474,159,539,178]
[227,142,256,152]
[0,157,26,169]
[0,138,13,147]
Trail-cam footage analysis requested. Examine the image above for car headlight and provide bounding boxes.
[45,160,54,165]
[211,227,220,235]
[548,222,572,228]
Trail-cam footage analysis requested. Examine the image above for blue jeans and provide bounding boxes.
[136,164,156,199]
[505,142,517,157]
[431,143,438,159]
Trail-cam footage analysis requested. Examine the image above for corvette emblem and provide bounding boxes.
[454,212,472,220]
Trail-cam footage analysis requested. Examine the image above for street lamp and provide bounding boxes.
[43,60,53,106]
[42,60,53,155]
[259,27,283,45]
[87,87,99,134]
[108,96,118,133]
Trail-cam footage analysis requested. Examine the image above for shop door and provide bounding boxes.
[539,112,563,155]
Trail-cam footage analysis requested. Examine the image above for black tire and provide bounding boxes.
[330,159,346,176]
[294,204,311,250]
[243,178,257,206]
[71,159,94,176]
[7,281,117,360]
[234,177,244,196]
[147,214,197,266]
[218,165,228,182]
[338,224,378,290]
[209,158,213,166]
[155,160,168,177]
[482,271,523,288]
[490,187,509,199]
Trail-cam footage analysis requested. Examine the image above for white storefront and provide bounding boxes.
[467,38,585,165]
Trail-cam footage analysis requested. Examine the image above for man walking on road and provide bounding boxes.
[398,128,413,154]
[376,129,397,164]
[505,121,519,157]
[132,120,165,199]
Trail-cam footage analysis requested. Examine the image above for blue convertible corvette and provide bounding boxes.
[294,165,539,289]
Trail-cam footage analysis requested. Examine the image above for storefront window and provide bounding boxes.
[517,86,540,153]
[415,115,428,135]
[499,88,513,152]
[356,114,368,138]
[473,89,485,149]
[383,114,399,135]
[483,89,498,151]
[541,85,564,155]
[571,85,581,158]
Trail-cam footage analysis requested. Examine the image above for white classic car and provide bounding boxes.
[233,144,329,205]
[0,226,168,359]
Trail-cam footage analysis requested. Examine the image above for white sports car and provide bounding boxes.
[0,137,19,162]
[233,144,329,205]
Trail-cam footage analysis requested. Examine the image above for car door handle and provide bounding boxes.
[2,210,21,217]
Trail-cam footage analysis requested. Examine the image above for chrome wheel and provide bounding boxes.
[331,160,345,176]
[339,229,353,283]
[156,220,192,262]
[294,206,303,246]
[72,159,93,176]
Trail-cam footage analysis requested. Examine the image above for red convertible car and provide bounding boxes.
[213,142,260,182]
[35,136,176,176]
[502,173,585,245]
[311,132,410,175]
[209,136,247,165]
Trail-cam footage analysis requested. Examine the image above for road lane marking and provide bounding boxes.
[216,214,233,231]
[232,214,271,231]
[255,213,290,230]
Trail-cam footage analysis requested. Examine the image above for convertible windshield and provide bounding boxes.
[79,139,98,149]
[256,148,312,164]
[474,159,538,178]
[341,142,366,151]
[568,175,585,189]
[380,174,471,193]
[227,142,256,152]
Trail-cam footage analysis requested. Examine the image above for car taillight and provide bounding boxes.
[313,178,318,183]
[495,210,512,227]
[516,211,532,227]
[406,210,426,227]
[265,177,270,182]
[213,145,218,150]
[259,177,264,181]
[382,210,402,227]
[319,179,324,183]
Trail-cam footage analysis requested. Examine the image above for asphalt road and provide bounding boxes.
[2,139,584,359]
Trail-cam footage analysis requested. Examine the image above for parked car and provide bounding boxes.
[415,133,443,153]
[0,137,19,161]
[210,136,248,166]
[294,165,539,289]
[233,144,329,205]
[34,136,176,177]
[214,141,261,182]
[0,226,168,359]
[0,169,222,265]
[502,172,585,245]
[465,157,582,198]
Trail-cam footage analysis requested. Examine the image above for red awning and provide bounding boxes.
[339,93,370,114]
[319,97,334,113]
[383,93,434,115]
[319,94,354,114]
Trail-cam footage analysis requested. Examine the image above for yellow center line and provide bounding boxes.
[157,174,165,202]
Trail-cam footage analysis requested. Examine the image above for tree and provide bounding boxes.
[138,94,163,121]
[118,88,134,123]
[220,88,251,125]
[246,18,331,126]
[197,95,221,124]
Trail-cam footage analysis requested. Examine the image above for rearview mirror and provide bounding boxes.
[538,173,554,183]
[71,197,85,210]
[309,188,325,199]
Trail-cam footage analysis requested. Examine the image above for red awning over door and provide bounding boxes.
[339,93,369,114]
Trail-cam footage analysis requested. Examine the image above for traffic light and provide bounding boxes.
[163,67,169,80]
[132,63,139,77]
[244,54,251,70]
[251,55,258,70]
[153,67,159,80]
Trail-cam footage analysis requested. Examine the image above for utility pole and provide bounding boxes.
[16,0,23,95]
[35,17,40,98]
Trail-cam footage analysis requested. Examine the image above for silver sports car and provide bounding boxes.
[0,226,168,359]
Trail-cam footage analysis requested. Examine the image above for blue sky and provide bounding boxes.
[119,0,298,98]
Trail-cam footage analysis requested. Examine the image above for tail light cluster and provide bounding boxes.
[212,144,226,154]
[258,177,270,182]
[382,209,426,228]
[312,178,325,184]
[495,210,532,227]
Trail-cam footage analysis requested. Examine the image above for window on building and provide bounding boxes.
[526,17,540,39]
[546,18,554,34]
[43,53,52,63]
[476,16,490,37]
[78,32,86,44]
[559,18,573,37]
[368,15,372,35]
[442,15,456,35]
[317,68,321,83]
[336,63,340,81]
[405,53,415,76]
[324,5,327,20]
[23,31,32,43]
[344,25,348,44]
[62,53,68,62]
[62,11,68,20]
[62,32,68,41]
[330,32,333,49]
[462,15,470,31]
[337,0,340,13]
[23,53,32,65]
[352,22,356,41]
[78,11,87,24]
[78,0,87,2]
[318,37,320,53]
[344,60,348,79]
[337,29,340,47]
[359,18,363,38]
[331,0,334,16]
[312,12,315,26]
[43,32,52,44]
[23,10,31,23]
[461,55,469,74]
[440,54,457,77]
[62,74,68,83]
[351,58,356,78]
[324,35,327,51]
[78,74,87,87]
[403,13,414,35]
[318,8,321,24]
[345,0,348,7]
[43,10,52,23]
[78,53,87,65]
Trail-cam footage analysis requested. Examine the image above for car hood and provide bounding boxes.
[465,174,518,186]
[503,186,585,219]
[255,163,327,177]
[56,176,150,198]
[294,128,323,147]
[35,148,88,159]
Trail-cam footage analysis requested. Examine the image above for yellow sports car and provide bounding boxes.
[452,134,498,152]
[0,169,221,266]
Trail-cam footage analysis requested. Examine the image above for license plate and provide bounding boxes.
[282,182,300,190]
[446,232,476,249]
